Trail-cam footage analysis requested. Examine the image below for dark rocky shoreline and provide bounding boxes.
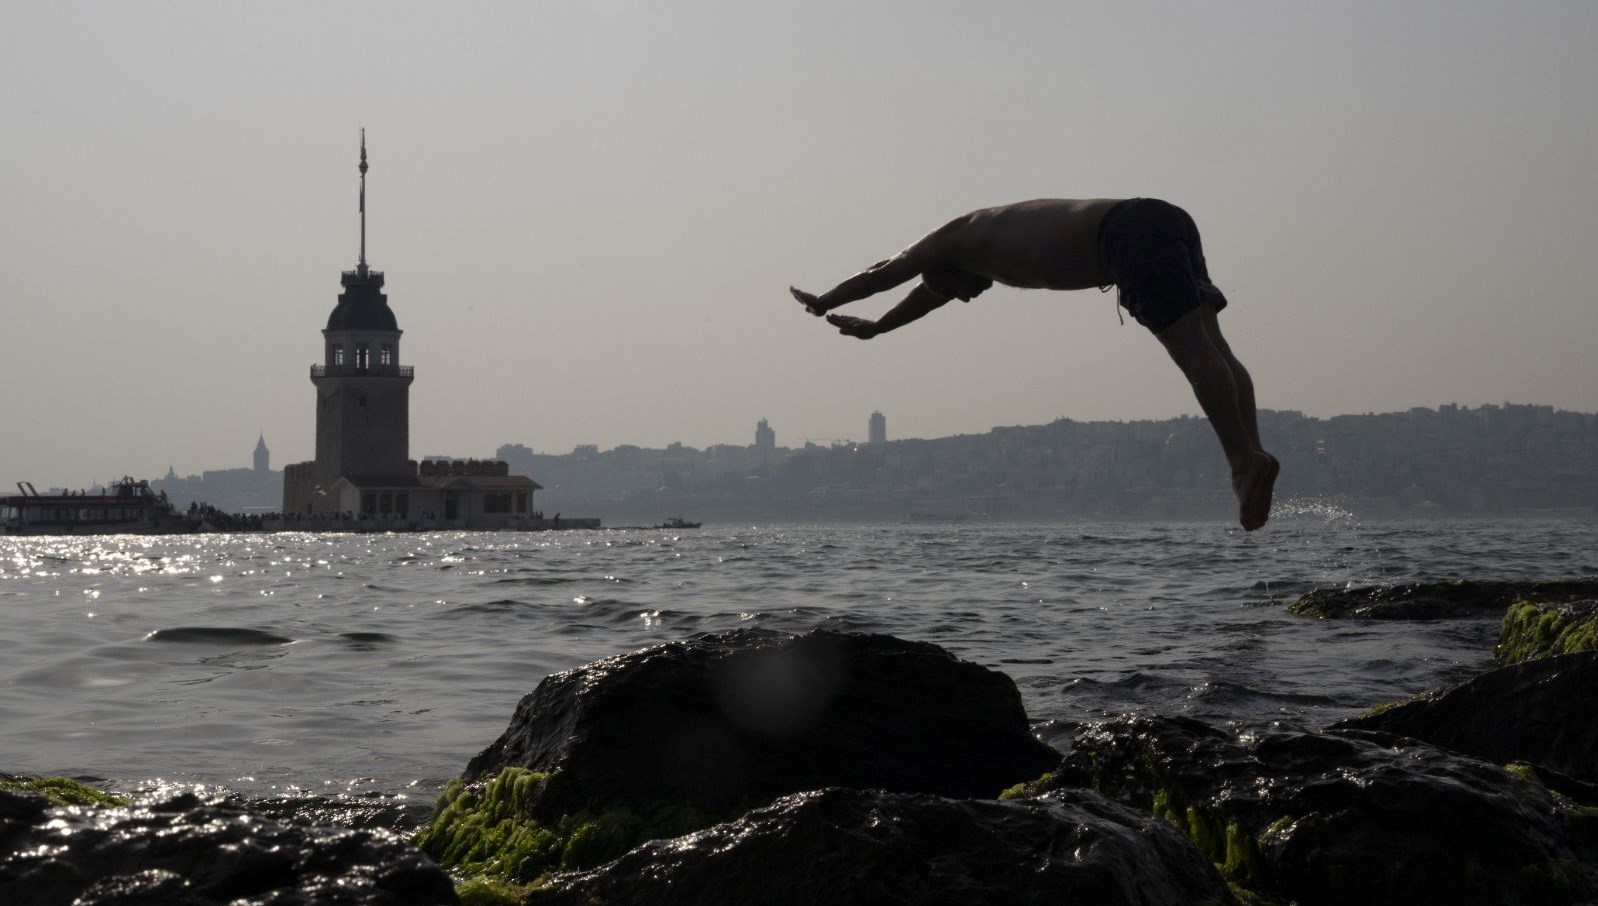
[6,578,1597,905]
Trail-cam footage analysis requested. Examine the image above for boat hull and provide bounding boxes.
[2,518,202,537]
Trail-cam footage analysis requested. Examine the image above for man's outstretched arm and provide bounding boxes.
[825,283,950,339]
[793,221,956,316]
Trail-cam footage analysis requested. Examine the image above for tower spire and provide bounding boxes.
[358,127,369,273]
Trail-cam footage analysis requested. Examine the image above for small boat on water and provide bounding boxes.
[655,516,701,529]
[2,477,202,536]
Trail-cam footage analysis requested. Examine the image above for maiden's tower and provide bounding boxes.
[282,134,543,527]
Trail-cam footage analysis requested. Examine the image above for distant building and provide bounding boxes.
[869,410,886,445]
[756,417,776,466]
[281,134,541,527]
[154,436,283,512]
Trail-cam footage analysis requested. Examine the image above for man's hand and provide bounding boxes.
[790,286,827,317]
[826,313,882,340]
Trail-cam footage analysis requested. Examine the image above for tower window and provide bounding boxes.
[355,345,370,370]
[380,345,393,367]
[334,345,345,366]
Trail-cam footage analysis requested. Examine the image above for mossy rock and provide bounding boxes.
[1002,725,1274,900]
[525,787,1241,906]
[0,772,127,807]
[1040,714,1598,905]
[1333,650,1598,784]
[1497,599,1598,663]
[415,767,724,888]
[1288,578,1598,620]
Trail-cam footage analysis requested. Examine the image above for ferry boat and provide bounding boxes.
[655,516,702,529]
[2,477,201,536]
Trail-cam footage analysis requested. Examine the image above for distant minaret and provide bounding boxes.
[253,433,270,473]
[869,410,886,445]
[301,130,414,511]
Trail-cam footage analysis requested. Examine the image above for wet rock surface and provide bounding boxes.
[466,628,1061,815]
[0,788,458,906]
[1287,577,1598,620]
[526,786,1237,906]
[1333,649,1598,782]
[1045,714,1598,906]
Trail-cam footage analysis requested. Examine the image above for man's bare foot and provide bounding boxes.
[1232,452,1279,531]
[790,287,829,317]
[826,313,881,340]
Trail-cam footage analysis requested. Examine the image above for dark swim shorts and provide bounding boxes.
[1097,198,1228,332]
[921,262,994,302]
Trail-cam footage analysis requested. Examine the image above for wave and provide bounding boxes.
[144,627,294,645]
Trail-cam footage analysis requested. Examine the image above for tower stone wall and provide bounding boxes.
[313,375,413,482]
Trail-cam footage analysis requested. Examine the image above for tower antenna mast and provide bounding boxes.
[358,127,369,272]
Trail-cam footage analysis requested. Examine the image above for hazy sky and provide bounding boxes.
[4,1,1596,489]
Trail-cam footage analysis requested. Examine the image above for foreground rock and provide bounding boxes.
[1497,598,1598,662]
[465,628,1060,814]
[1333,649,1598,784]
[421,630,1064,888]
[1016,714,1598,905]
[1287,577,1598,620]
[527,787,1237,906]
[0,788,457,906]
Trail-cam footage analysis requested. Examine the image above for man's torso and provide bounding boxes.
[935,198,1123,292]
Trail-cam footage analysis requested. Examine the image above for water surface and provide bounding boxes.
[3,510,1592,823]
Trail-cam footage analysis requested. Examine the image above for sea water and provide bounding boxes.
[2,511,1593,825]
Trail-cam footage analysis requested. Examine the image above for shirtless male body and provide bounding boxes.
[790,197,1279,531]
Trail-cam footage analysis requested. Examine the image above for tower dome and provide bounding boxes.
[326,268,398,331]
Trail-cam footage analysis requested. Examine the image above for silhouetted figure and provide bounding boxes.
[791,198,1278,530]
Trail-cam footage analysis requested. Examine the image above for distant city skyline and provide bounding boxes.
[155,396,1598,480]
[5,3,1596,490]
[150,400,1598,520]
[26,394,1598,494]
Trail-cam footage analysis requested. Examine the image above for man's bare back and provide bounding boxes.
[790,197,1280,531]
[921,198,1122,291]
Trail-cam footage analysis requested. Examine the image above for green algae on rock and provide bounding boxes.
[0,773,127,808]
[1001,727,1272,897]
[1287,577,1598,620]
[1496,599,1598,662]
[1041,714,1598,905]
[415,767,722,888]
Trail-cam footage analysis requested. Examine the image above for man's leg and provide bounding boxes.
[1156,302,1278,530]
[1199,303,1265,452]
